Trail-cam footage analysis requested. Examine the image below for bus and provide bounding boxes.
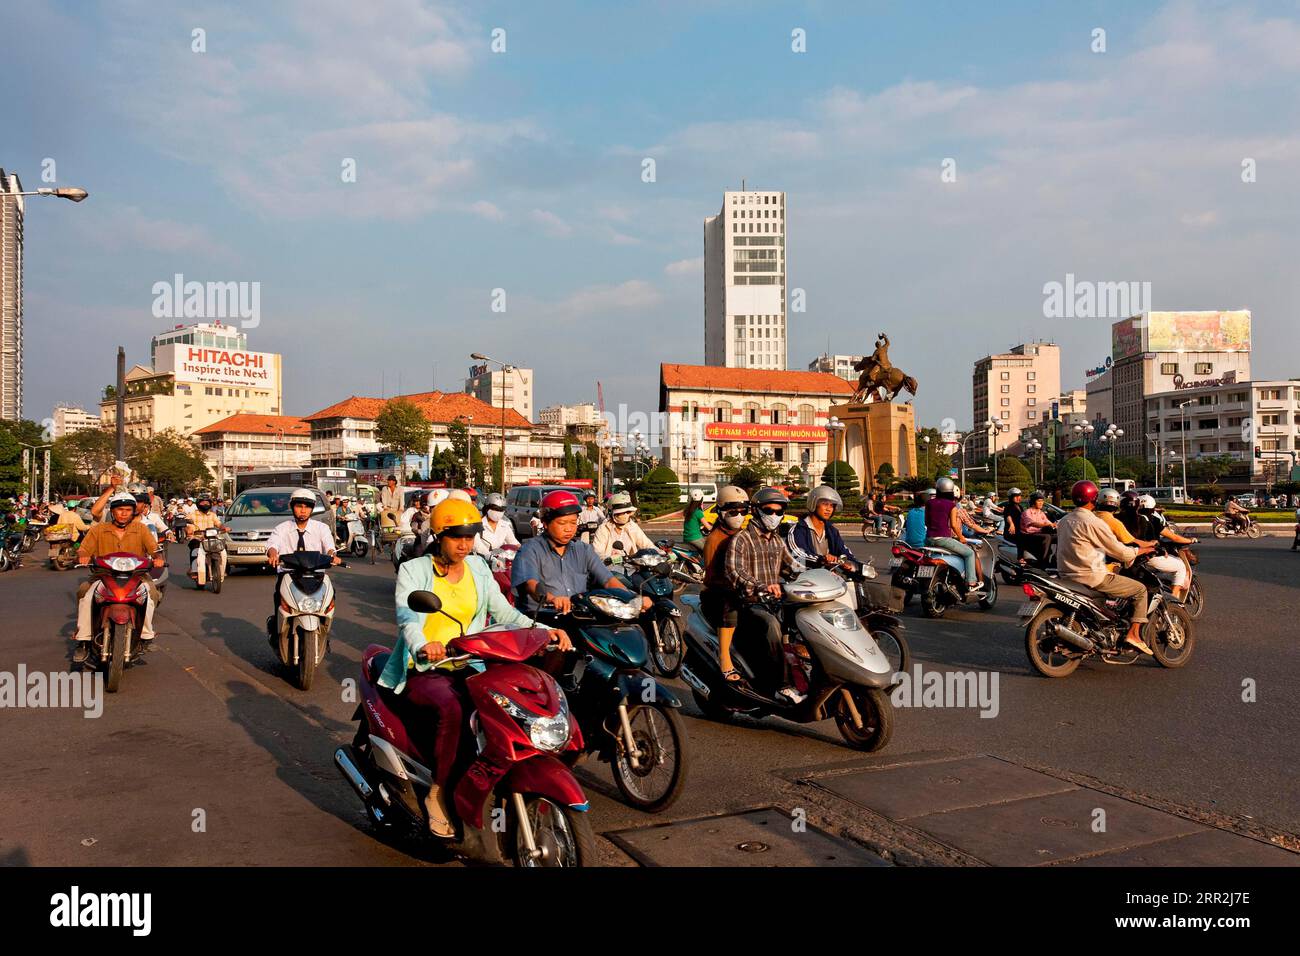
[1098,478,1136,493]
[234,467,358,500]
[1133,485,1187,504]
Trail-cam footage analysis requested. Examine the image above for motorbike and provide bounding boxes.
[0,517,25,571]
[368,515,402,565]
[338,514,370,558]
[488,545,519,605]
[577,518,601,545]
[663,540,705,587]
[335,590,596,866]
[20,516,45,553]
[44,523,82,571]
[1018,556,1195,677]
[84,552,158,692]
[859,508,901,541]
[539,589,691,812]
[194,526,228,593]
[608,543,686,677]
[825,558,910,677]
[992,531,1057,584]
[1211,513,1260,539]
[680,567,896,752]
[890,534,999,618]
[267,551,339,691]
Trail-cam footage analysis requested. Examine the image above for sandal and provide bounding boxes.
[722,667,744,683]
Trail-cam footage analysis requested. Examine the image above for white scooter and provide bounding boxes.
[268,551,338,691]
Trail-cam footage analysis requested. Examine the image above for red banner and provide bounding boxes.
[526,478,594,488]
[703,422,827,442]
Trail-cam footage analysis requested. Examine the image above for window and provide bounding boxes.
[1028,410,1037,419]
[744,402,760,424]
[1000,385,1010,394]
[1001,411,1010,419]
[1195,363,1213,375]
[1027,398,1036,406]
[1197,395,1214,406]
[1027,372,1036,380]
[1000,398,1010,406]
[1261,413,1282,426]
[1197,419,1219,429]
[1000,372,1010,381]
[798,404,814,426]
[1027,384,1036,394]
[1161,363,1179,375]
[714,402,732,422]
[770,404,787,425]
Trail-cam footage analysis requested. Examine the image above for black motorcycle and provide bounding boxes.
[608,543,685,677]
[538,588,690,812]
[1019,555,1194,678]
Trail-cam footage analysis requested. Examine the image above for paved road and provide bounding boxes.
[1,531,1295,866]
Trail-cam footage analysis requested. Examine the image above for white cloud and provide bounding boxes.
[547,280,662,319]
[468,200,505,221]
[530,209,574,238]
[665,257,703,276]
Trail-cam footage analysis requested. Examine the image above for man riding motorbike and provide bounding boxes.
[511,490,650,615]
[264,488,339,645]
[722,486,803,704]
[591,491,655,560]
[1136,494,1197,596]
[1055,480,1156,655]
[1223,496,1250,534]
[924,477,984,593]
[185,492,228,584]
[1095,488,1189,602]
[381,498,571,837]
[790,485,858,572]
[577,492,605,542]
[72,490,164,663]
[474,491,520,557]
[700,485,749,684]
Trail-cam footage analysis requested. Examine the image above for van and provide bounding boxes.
[505,485,585,539]
[222,486,332,567]
[677,482,718,505]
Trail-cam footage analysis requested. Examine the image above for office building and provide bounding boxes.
[50,404,101,438]
[970,342,1061,464]
[465,365,533,423]
[538,402,599,428]
[808,353,864,383]
[194,413,311,492]
[0,169,23,420]
[704,188,787,369]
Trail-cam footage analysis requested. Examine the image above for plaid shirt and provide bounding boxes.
[723,524,794,600]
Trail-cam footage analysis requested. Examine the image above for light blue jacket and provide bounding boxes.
[380,554,535,694]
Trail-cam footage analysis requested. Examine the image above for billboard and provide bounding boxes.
[1112,311,1251,361]
[703,422,828,442]
[154,344,278,387]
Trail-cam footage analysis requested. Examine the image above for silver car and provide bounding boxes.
[222,486,333,567]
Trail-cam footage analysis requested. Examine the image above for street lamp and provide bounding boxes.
[6,186,89,203]
[1177,399,1194,494]
[1099,424,1123,484]
[1026,438,1043,487]
[17,442,53,504]
[471,353,514,490]
[920,432,931,478]
[985,418,1008,492]
[827,416,846,491]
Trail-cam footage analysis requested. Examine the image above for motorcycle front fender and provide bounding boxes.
[501,754,589,812]
[295,613,321,632]
[105,605,134,625]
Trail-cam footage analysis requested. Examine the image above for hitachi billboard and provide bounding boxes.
[153,343,279,387]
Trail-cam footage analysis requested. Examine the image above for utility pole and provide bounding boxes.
[115,346,126,460]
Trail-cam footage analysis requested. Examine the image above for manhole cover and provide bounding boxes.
[606,807,890,867]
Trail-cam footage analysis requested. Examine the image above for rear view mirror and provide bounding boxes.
[613,540,625,551]
[407,589,443,614]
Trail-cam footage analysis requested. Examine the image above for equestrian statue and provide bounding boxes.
[852,333,918,403]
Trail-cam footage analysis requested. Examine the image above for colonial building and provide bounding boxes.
[659,363,856,484]
[193,414,311,494]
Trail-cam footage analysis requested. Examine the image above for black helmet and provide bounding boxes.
[751,486,789,511]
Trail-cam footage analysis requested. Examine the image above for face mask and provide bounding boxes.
[722,513,745,530]
[758,512,783,532]
[198,503,211,513]
[486,508,504,520]
[613,512,632,526]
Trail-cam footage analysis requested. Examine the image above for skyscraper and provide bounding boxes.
[704,188,787,369]
[0,169,24,421]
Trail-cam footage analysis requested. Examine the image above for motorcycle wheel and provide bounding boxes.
[978,573,998,610]
[834,687,893,752]
[507,795,597,867]
[1149,604,1195,669]
[106,621,127,693]
[869,625,910,678]
[612,703,689,812]
[1184,578,1203,620]
[920,585,947,619]
[1025,607,1081,678]
[649,617,685,677]
[20,535,36,553]
[210,555,223,594]
[56,547,77,571]
[296,627,317,691]
[1212,520,1228,539]
[1246,523,1261,539]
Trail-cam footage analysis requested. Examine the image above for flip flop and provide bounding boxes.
[721,667,745,684]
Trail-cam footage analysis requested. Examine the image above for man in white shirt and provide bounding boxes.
[265,488,338,624]
[592,491,656,559]
[379,474,403,528]
[475,492,520,556]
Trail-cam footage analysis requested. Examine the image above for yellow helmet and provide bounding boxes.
[430,498,483,538]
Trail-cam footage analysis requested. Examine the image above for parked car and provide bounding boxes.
[222,486,332,567]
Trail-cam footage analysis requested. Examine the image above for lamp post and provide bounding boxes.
[827,416,846,492]
[985,418,1007,493]
[920,432,931,479]
[1026,438,1043,487]
[1177,399,1194,494]
[471,353,513,491]
[1099,424,1123,484]
[17,442,53,504]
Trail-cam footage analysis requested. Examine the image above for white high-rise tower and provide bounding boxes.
[704,188,787,369]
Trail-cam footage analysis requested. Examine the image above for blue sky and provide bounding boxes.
[5,0,1300,434]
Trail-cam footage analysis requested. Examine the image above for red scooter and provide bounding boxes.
[86,551,158,692]
[488,545,518,605]
[334,589,596,866]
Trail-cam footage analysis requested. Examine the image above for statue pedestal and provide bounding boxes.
[828,402,917,492]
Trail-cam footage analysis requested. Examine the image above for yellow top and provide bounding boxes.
[1098,511,1136,545]
[422,562,479,647]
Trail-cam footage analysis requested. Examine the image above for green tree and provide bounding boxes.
[1059,456,1100,485]
[1188,454,1237,486]
[996,456,1032,496]
[636,465,681,518]
[129,429,211,492]
[54,427,116,493]
[821,460,859,498]
[915,427,953,480]
[896,475,933,493]
[873,462,895,491]
[375,399,433,469]
[487,451,504,492]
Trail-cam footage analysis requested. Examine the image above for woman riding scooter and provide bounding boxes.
[380,498,572,837]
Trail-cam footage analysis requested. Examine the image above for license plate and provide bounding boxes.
[236,547,263,555]
[1018,601,1040,618]
[916,565,935,578]
[888,557,901,568]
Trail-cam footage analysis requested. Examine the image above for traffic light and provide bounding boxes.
[1254,446,1262,460]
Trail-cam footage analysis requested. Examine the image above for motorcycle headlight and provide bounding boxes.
[109,556,141,573]
[489,691,572,753]
[589,595,640,619]
[298,596,320,613]
[819,607,860,630]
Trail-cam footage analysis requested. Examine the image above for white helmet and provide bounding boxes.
[609,491,635,514]
[425,489,449,509]
[1138,494,1157,510]
[289,488,317,508]
[935,477,956,496]
[688,488,704,503]
[447,489,473,503]
[1008,487,1023,497]
[107,490,137,510]
[806,485,843,514]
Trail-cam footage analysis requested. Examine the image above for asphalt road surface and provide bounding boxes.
[2,530,1296,866]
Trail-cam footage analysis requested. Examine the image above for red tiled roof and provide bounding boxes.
[303,391,532,429]
[660,363,855,396]
[193,413,310,436]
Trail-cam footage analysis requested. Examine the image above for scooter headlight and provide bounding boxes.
[298,596,321,613]
[819,607,860,630]
[589,594,640,620]
[489,692,572,753]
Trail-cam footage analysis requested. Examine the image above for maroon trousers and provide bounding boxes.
[401,671,466,787]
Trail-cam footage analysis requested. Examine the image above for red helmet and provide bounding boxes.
[1070,480,1099,506]
[539,490,582,523]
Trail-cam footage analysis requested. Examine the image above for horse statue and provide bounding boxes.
[852,332,918,403]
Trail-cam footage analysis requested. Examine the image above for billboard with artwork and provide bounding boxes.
[1112,311,1250,361]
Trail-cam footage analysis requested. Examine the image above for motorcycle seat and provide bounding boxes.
[1057,578,1111,602]
[367,652,391,683]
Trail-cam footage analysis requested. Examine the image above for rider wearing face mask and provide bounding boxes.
[473,491,520,557]
[700,485,749,684]
[591,491,655,559]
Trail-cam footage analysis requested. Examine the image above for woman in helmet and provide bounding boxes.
[790,485,858,571]
[924,477,984,592]
[1017,491,1056,565]
[474,491,519,556]
[592,491,656,559]
[382,498,572,837]
[701,485,750,682]
[681,488,708,555]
